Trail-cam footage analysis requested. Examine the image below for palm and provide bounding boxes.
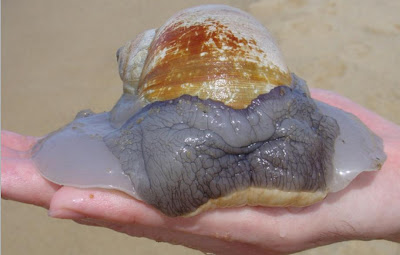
[2,89,400,255]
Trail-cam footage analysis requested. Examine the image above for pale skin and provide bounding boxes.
[2,89,400,255]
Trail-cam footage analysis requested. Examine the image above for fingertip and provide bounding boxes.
[48,208,87,219]
[48,187,163,225]
[1,130,40,151]
[1,157,60,208]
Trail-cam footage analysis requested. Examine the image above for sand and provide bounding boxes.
[2,0,400,254]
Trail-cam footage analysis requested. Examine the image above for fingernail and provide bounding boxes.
[48,208,86,219]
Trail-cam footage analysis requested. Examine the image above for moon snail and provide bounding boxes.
[32,5,386,217]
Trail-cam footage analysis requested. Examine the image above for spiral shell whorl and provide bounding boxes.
[117,29,156,94]
[137,5,291,109]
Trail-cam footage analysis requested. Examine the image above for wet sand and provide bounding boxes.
[2,0,400,254]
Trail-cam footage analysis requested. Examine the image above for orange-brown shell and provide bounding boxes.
[138,5,292,109]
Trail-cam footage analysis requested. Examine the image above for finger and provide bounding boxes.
[48,187,163,224]
[49,188,270,253]
[1,144,33,159]
[1,130,39,151]
[47,186,321,252]
[310,89,377,121]
[310,89,400,138]
[1,157,60,208]
[73,219,274,255]
[47,186,287,233]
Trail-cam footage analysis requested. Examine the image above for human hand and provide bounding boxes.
[2,89,400,255]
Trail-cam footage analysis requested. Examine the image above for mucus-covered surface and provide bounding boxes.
[105,85,339,216]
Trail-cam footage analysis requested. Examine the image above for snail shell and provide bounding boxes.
[138,5,291,108]
[32,5,386,217]
[112,5,292,127]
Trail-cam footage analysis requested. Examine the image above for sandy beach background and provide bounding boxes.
[2,0,400,254]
